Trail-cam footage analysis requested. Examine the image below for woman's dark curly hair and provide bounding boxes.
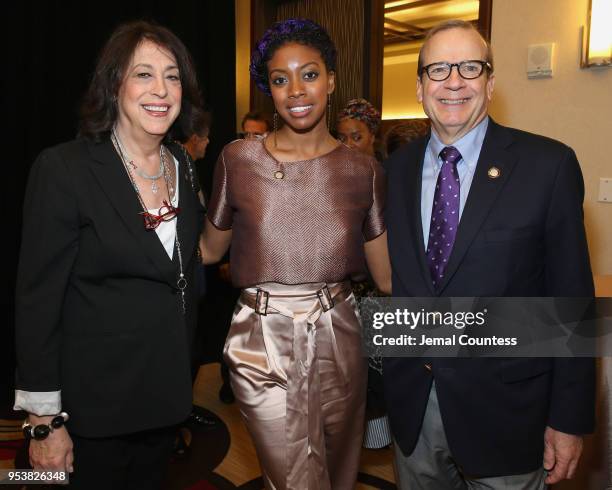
[250,18,337,96]
[79,20,204,142]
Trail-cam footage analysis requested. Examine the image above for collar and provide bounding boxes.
[428,116,489,172]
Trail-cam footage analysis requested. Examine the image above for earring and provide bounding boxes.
[273,110,278,148]
[327,93,332,131]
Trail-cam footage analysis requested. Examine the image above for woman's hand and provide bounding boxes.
[28,415,74,473]
[364,231,392,295]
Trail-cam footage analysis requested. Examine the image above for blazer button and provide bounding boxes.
[424,363,432,371]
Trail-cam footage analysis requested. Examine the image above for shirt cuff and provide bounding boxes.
[14,390,62,416]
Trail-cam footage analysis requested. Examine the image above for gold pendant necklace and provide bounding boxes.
[272,129,284,179]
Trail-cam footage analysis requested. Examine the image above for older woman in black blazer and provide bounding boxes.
[14,21,205,489]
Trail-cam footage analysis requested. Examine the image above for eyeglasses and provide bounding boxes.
[238,132,267,140]
[140,200,181,230]
[421,60,492,81]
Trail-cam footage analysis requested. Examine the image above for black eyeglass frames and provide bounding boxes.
[421,60,492,81]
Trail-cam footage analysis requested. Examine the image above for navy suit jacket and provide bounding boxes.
[383,119,595,476]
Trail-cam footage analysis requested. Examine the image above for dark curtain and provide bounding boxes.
[4,1,236,411]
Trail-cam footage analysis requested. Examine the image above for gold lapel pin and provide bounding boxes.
[487,166,501,179]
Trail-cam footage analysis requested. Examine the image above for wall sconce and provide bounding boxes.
[581,0,611,68]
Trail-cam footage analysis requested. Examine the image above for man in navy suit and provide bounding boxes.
[384,20,595,489]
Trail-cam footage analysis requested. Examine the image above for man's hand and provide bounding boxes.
[28,415,74,473]
[543,426,583,484]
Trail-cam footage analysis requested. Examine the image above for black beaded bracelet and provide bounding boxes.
[22,412,69,441]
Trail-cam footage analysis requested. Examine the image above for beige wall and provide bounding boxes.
[235,0,251,133]
[382,60,425,119]
[489,0,612,275]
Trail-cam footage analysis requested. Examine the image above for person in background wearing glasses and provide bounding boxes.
[240,111,271,140]
[14,21,205,489]
[180,111,210,172]
[384,19,594,489]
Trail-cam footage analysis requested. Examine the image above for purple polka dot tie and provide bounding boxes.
[426,146,461,287]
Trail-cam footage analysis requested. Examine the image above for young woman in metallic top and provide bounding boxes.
[200,19,391,489]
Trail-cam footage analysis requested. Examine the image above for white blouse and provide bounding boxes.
[149,154,179,259]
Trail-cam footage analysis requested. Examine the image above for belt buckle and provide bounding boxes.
[255,289,269,316]
[317,285,334,312]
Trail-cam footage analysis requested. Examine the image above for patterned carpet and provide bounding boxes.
[164,406,395,489]
[0,409,24,471]
[0,405,395,489]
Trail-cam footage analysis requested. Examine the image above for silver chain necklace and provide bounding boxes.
[111,128,187,314]
[112,130,164,194]
[135,159,164,194]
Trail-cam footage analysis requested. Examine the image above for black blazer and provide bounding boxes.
[15,136,204,437]
[383,119,595,477]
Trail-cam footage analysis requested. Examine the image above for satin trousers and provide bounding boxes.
[224,282,367,490]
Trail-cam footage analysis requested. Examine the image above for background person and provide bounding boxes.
[200,18,391,489]
[180,111,210,168]
[336,98,380,157]
[337,98,392,451]
[14,20,205,489]
[384,119,430,157]
[240,111,271,140]
[384,19,595,490]
[174,111,223,458]
[179,111,238,407]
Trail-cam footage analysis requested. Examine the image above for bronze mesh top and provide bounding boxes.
[207,139,385,288]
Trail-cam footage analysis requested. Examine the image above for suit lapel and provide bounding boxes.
[406,137,437,295]
[86,138,178,287]
[437,120,518,293]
